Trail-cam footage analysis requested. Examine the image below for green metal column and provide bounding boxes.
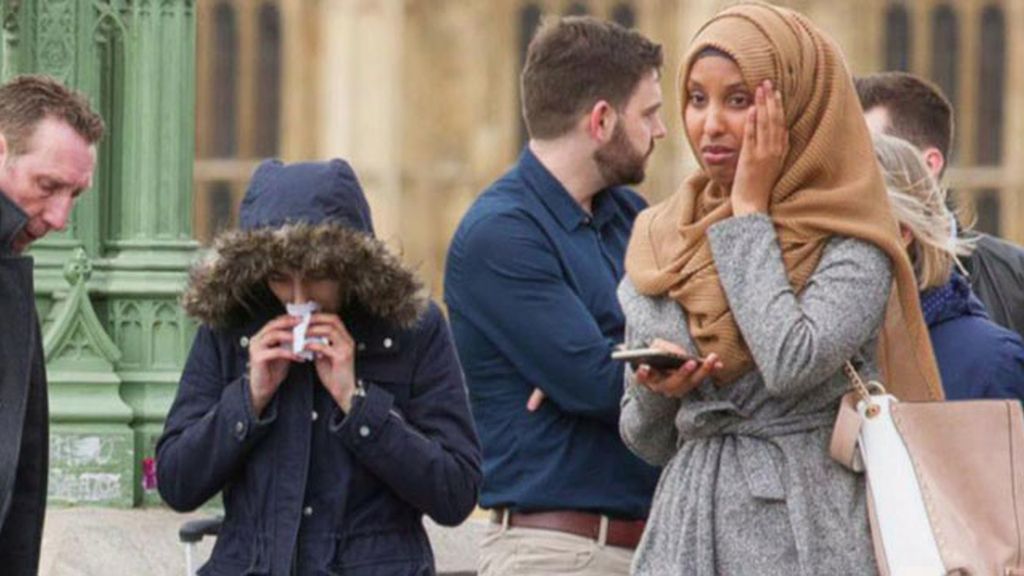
[1,0,198,507]
[96,0,199,508]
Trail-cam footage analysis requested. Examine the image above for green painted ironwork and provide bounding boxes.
[45,249,133,506]
[2,0,198,507]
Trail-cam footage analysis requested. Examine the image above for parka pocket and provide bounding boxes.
[326,529,434,575]
[323,560,433,576]
[197,557,252,576]
[199,528,270,576]
[242,533,270,575]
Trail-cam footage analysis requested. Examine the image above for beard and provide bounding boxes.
[593,123,652,187]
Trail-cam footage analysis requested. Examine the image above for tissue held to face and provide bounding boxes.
[267,269,341,312]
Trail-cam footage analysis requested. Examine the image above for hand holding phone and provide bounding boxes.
[611,347,696,371]
[615,339,723,398]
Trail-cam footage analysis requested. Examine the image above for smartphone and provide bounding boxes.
[611,347,696,371]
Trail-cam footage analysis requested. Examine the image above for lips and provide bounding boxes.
[701,145,736,166]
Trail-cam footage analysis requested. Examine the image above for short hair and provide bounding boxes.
[873,132,973,290]
[855,72,953,166]
[0,74,105,155]
[521,16,662,140]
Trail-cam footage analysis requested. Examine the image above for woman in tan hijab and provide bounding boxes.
[618,3,943,574]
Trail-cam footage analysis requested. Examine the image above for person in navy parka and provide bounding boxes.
[156,158,482,575]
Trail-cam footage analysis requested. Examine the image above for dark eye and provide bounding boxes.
[688,92,706,106]
[267,272,289,283]
[728,93,752,108]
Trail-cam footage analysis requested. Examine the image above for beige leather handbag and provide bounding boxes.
[830,362,1024,576]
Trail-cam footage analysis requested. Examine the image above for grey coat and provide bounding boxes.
[620,214,888,576]
[0,193,49,574]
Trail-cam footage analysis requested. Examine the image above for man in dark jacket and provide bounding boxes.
[856,71,1024,337]
[156,158,481,575]
[0,75,104,574]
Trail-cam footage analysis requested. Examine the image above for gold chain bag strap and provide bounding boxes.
[830,361,1024,575]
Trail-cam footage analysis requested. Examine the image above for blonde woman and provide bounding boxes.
[874,132,1024,401]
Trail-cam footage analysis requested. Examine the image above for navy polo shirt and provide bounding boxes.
[444,148,659,519]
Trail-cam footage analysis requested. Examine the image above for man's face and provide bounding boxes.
[594,69,667,187]
[0,117,96,253]
[863,104,945,178]
[863,105,893,135]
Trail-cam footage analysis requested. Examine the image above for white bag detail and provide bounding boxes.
[856,395,944,576]
[832,361,1024,575]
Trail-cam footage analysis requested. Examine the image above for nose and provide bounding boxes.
[653,114,668,140]
[42,194,74,232]
[704,104,726,137]
[291,276,311,304]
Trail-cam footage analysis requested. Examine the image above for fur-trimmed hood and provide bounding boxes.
[182,159,427,328]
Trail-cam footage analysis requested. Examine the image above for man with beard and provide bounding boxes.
[444,16,665,576]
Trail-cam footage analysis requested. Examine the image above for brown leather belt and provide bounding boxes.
[491,509,646,550]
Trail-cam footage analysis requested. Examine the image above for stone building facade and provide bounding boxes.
[195,0,1024,303]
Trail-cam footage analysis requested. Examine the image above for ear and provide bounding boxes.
[921,147,945,179]
[0,133,9,168]
[899,223,914,249]
[586,100,617,144]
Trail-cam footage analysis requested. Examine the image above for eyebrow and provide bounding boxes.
[686,81,749,92]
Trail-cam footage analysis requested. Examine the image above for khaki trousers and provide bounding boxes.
[478,513,635,576]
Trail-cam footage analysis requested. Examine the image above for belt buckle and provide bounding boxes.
[489,508,510,529]
[596,515,609,546]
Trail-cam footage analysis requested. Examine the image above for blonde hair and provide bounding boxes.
[873,132,973,290]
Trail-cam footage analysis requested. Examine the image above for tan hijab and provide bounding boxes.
[625,2,944,401]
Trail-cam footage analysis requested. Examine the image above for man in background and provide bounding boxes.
[857,71,1024,337]
[445,16,666,576]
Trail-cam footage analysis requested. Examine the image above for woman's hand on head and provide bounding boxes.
[635,338,723,398]
[304,313,359,413]
[248,315,302,417]
[731,80,789,216]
